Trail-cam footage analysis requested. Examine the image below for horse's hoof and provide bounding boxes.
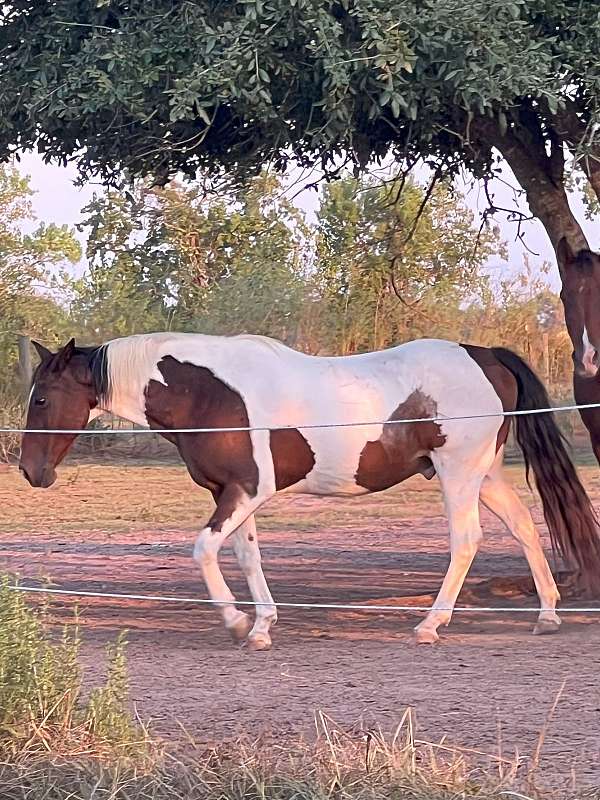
[533,619,561,636]
[227,613,253,643]
[246,634,272,652]
[414,627,439,645]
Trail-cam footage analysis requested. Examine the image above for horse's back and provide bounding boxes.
[136,333,509,496]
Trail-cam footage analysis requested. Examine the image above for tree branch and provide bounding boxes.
[554,99,600,204]
[471,114,588,254]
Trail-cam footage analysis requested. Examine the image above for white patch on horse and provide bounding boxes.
[581,325,598,377]
[100,334,174,425]
[84,331,589,648]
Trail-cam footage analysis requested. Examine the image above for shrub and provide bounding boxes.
[0,577,147,760]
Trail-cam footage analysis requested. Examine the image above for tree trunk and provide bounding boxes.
[493,142,587,253]
[473,116,590,259]
[555,103,600,206]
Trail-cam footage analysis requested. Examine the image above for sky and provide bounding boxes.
[16,150,600,294]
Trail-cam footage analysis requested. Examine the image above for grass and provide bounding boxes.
[0,577,598,799]
[0,577,150,762]
[0,710,596,800]
[2,460,589,537]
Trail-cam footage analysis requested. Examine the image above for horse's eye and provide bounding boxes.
[34,397,47,407]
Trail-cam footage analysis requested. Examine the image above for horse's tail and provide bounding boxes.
[492,346,600,595]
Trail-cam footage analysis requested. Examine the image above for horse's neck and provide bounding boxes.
[90,336,162,428]
[94,386,149,428]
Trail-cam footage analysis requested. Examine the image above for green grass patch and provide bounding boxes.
[0,577,150,761]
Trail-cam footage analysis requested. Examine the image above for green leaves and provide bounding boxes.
[312,174,502,353]
[0,0,585,193]
[0,164,81,401]
[66,171,310,342]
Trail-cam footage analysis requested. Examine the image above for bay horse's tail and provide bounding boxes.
[492,346,600,595]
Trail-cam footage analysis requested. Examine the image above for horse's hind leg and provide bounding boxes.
[479,448,561,635]
[415,471,485,644]
[232,515,277,651]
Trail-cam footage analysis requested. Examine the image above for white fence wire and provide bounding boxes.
[5,584,600,614]
[3,400,600,435]
[3,399,600,616]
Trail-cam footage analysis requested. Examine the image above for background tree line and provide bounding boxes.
[0,163,573,425]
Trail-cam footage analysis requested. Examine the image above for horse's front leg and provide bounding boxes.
[193,483,272,645]
[232,515,277,651]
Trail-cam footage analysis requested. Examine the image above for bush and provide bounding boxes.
[0,577,148,760]
[0,399,22,464]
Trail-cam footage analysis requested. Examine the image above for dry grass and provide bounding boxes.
[4,462,596,537]
[0,402,22,464]
[0,711,596,800]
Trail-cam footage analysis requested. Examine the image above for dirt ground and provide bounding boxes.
[2,462,600,788]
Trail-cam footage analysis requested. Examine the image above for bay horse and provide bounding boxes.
[19,332,600,649]
[557,238,600,465]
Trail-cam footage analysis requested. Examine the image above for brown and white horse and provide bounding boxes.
[557,238,600,466]
[19,333,600,649]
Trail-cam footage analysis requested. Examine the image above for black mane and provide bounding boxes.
[79,345,110,403]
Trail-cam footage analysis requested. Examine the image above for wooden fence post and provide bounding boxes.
[17,334,32,406]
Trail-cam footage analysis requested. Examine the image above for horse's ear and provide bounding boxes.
[557,237,575,267]
[31,340,53,362]
[52,338,76,373]
[576,249,597,270]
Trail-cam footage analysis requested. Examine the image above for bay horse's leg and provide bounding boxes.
[193,483,273,645]
[232,515,278,651]
[414,471,486,644]
[591,435,600,468]
[479,449,561,635]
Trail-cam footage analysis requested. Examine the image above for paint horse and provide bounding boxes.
[19,333,600,649]
[557,237,600,466]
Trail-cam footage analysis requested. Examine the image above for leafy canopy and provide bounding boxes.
[1,1,596,187]
[0,164,80,404]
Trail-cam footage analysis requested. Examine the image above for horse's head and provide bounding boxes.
[19,339,98,488]
[558,237,600,380]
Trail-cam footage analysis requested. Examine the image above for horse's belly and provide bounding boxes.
[276,427,381,497]
[280,469,370,497]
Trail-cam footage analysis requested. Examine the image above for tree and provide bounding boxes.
[197,174,310,341]
[313,176,502,352]
[67,173,309,341]
[0,1,597,258]
[65,189,173,341]
[0,164,81,403]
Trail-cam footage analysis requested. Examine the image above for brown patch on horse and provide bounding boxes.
[355,390,446,493]
[206,485,249,533]
[460,344,518,450]
[269,429,316,490]
[145,357,259,498]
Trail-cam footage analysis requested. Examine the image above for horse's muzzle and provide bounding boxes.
[574,351,599,379]
[19,463,57,488]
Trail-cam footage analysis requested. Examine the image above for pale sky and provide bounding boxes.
[17,150,599,294]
